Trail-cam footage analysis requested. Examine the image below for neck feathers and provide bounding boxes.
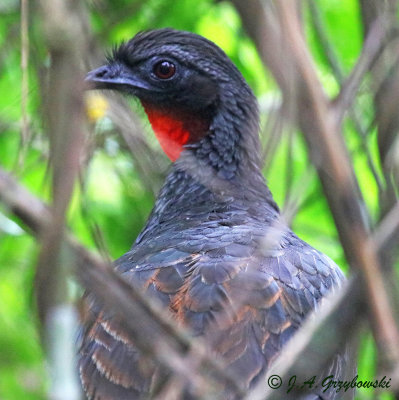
[187,81,262,180]
[142,79,262,181]
[141,101,210,161]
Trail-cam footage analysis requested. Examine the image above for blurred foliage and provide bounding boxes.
[0,0,395,399]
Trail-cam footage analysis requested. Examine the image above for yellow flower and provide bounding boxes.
[85,93,108,122]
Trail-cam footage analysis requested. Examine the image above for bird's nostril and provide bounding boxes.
[85,65,116,86]
[95,67,108,78]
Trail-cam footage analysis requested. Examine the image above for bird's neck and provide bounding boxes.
[188,95,262,181]
[142,87,263,183]
[141,101,211,162]
[136,93,279,245]
[135,163,279,245]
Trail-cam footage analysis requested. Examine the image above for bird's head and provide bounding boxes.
[86,28,259,174]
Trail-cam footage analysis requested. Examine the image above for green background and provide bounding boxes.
[0,0,394,399]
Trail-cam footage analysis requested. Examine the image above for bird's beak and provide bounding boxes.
[85,63,148,92]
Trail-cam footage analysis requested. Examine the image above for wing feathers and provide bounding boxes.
[80,239,347,399]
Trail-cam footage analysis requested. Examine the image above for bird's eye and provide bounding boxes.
[153,60,176,80]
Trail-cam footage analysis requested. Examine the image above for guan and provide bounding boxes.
[80,29,355,399]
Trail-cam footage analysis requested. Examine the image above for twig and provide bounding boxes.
[309,1,384,193]
[281,166,315,226]
[260,102,285,171]
[36,0,89,398]
[373,201,399,250]
[278,0,399,367]
[19,0,29,167]
[308,0,344,82]
[20,0,29,143]
[231,0,399,370]
[106,94,166,194]
[333,17,388,126]
[359,4,399,357]
[283,128,294,208]
[0,167,246,399]
[245,277,363,400]
[36,0,87,324]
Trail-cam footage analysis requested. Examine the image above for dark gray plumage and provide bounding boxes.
[80,28,356,400]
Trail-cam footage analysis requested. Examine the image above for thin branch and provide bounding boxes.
[333,17,389,125]
[0,167,246,400]
[260,102,285,171]
[20,0,29,147]
[359,5,399,358]
[308,0,344,82]
[0,166,368,400]
[279,0,399,367]
[373,200,399,250]
[0,169,49,235]
[36,0,87,325]
[245,277,363,400]
[309,0,384,193]
[106,94,166,194]
[231,0,399,368]
[18,0,30,170]
[35,0,90,398]
[281,166,315,226]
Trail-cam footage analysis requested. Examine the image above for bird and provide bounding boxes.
[80,28,355,400]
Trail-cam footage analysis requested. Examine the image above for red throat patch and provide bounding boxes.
[141,102,209,162]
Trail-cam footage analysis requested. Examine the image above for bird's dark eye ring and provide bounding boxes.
[153,60,176,80]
